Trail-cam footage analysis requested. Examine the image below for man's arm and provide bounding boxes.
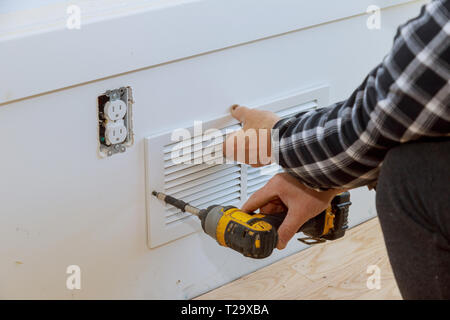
[223,1,449,249]
[273,0,450,191]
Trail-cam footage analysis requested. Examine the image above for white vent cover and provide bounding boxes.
[145,85,329,248]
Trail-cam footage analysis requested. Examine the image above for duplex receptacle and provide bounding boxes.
[97,87,134,157]
[104,99,127,121]
[105,120,128,145]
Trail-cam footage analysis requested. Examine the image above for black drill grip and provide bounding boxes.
[259,192,351,240]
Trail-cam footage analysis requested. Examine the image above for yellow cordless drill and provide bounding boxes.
[152,191,351,259]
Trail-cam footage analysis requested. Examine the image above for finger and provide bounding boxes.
[222,130,245,163]
[260,203,286,214]
[230,105,250,123]
[222,130,237,161]
[241,183,278,213]
[276,207,309,250]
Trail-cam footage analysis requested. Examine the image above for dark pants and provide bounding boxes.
[376,140,450,299]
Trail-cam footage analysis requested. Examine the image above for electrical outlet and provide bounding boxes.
[105,120,128,145]
[104,99,127,121]
[97,87,134,157]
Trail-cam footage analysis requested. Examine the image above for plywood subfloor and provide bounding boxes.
[196,218,401,300]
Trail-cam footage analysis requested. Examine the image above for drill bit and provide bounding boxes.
[152,191,201,216]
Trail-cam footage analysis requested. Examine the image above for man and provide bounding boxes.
[224,0,449,299]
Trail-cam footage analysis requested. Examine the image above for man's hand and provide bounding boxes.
[223,105,280,167]
[225,104,345,249]
[242,173,345,249]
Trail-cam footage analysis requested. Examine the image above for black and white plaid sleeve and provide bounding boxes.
[272,0,450,191]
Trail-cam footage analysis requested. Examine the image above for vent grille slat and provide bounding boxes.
[247,181,270,195]
[163,123,240,154]
[164,165,239,188]
[165,191,241,225]
[163,138,224,162]
[170,177,241,199]
[246,164,283,197]
[165,162,220,182]
[164,151,223,171]
[166,171,241,195]
[163,135,209,154]
[167,190,241,213]
[247,175,272,188]
[168,184,241,209]
[247,165,281,179]
[165,213,191,225]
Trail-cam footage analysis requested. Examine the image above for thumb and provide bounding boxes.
[230,104,250,123]
[222,129,240,162]
[276,207,309,250]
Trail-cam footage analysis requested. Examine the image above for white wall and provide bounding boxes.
[0,0,70,14]
[0,1,425,299]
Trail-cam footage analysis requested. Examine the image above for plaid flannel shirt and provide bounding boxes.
[272,0,450,191]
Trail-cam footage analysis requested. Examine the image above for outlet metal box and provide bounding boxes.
[97,87,134,157]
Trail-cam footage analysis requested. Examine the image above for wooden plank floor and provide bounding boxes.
[196,218,401,300]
